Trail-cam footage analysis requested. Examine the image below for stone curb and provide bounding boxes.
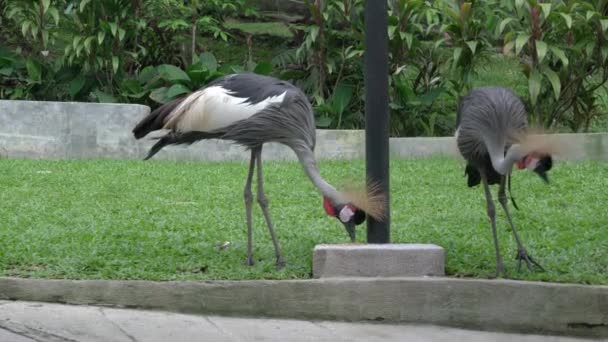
[0,277,605,338]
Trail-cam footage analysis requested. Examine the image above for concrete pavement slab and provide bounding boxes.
[0,301,598,342]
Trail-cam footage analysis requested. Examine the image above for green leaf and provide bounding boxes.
[335,1,345,13]
[121,79,142,93]
[404,33,413,49]
[309,26,319,43]
[199,52,217,72]
[453,47,462,66]
[166,84,191,99]
[254,61,273,75]
[601,19,608,32]
[121,79,148,99]
[498,18,515,35]
[93,89,117,103]
[48,7,59,25]
[41,0,50,14]
[42,31,49,48]
[98,31,105,45]
[550,47,568,66]
[345,48,363,59]
[541,66,561,100]
[118,28,126,42]
[540,3,551,19]
[6,7,19,19]
[0,67,13,76]
[138,66,157,84]
[332,83,353,114]
[149,86,169,103]
[388,25,397,40]
[112,56,119,74]
[79,0,91,12]
[433,38,447,49]
[515,34,530,55]
[109,22,118,37]
[157,64,190,82]
[528,69,542,106]
[586,11,596,22]
[84,36,95,54]
[560,13,572,29]
[21,21,32,37]
[536,40,548,62]
[465,40,478,54]
[68,75,86,97]
[26,57,41,82]
[186,63,207,84]
[585,41,595,56]
[73,36,82,50]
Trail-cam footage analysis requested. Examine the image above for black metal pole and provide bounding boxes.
[364,0,390,243]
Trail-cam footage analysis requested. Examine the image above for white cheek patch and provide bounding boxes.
[339,206,354,223]
[526,158,539,171]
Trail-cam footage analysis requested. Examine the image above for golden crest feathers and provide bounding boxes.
[340,179,387,221]
[508,126,569,157]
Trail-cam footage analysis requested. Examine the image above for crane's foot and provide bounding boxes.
[275,257,286,271]
[515,248,545,272]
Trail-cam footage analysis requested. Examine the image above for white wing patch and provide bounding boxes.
[164,86,286,132]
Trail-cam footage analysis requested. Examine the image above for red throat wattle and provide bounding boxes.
[516,155,531,169]
[323,197,336,217]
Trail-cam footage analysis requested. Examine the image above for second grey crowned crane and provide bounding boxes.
[456,87,554,277]
[132,73,384,269]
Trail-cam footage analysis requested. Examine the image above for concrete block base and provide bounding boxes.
[312,243,445,278]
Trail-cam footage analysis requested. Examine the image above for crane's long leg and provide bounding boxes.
[243,149,257,266]
[254,147,286,270]
[481,172,507,278]
[498,176,544,272]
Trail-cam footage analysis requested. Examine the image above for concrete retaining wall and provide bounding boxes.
[0,277,606,338]
[1,100,607,162]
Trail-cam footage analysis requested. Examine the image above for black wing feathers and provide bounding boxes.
[132,97,184,139]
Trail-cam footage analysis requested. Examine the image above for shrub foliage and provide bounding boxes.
[1,0,607,135]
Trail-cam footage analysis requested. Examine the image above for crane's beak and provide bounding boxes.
[343,221,356,242]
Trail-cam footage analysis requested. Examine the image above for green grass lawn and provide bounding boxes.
[0,158,606,284]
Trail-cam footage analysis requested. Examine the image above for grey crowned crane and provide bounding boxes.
[455,86,555,277]
[132,73,384,269]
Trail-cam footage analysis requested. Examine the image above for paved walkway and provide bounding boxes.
[0,300,594,342]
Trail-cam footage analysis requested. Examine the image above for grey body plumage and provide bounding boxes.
[456,86,551,277]
[132,73,378,268]
[133,73,315,159]
[457,87,527,186]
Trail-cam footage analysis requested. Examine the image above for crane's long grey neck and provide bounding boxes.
[488,143,525,175]
[294,147,348,205]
